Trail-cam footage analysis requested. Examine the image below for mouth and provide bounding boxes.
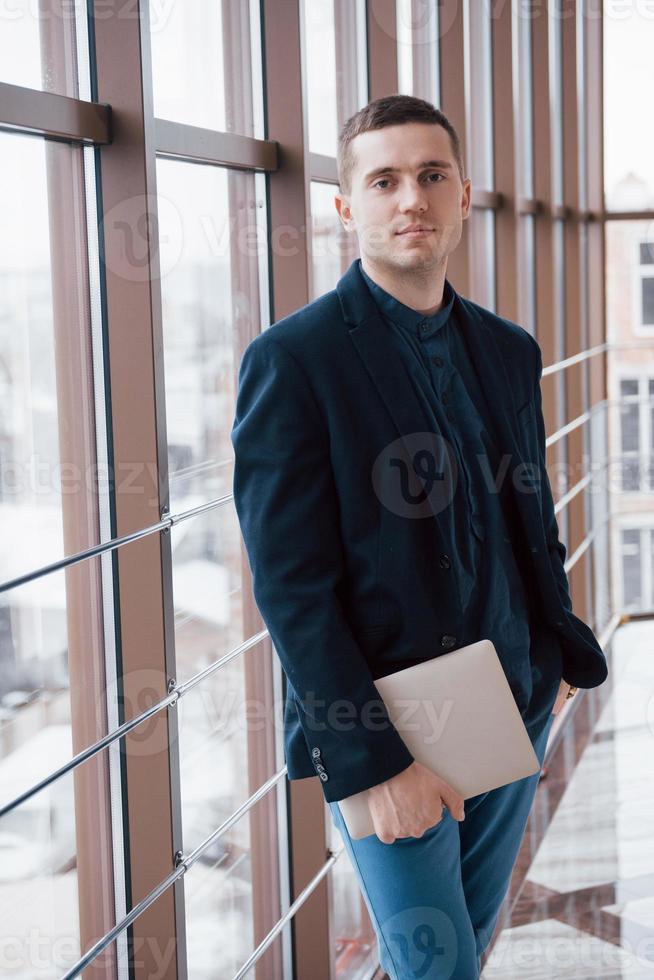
[396,228,435,238]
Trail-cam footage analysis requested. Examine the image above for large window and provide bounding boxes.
[0,104,121,980]
[0,0,611,976]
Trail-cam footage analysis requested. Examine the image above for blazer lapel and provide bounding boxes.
[336,260,546,543]
[451,293,524,462]
[337,262,452,521]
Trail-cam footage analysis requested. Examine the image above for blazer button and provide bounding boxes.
[439,554,451,569]
[319,772,329,782]
[440,634,457,649]
[311,747,321,759]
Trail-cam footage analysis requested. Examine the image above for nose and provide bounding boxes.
[397,179,429,213]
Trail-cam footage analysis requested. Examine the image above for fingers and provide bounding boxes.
[440,785,465,821]
[372,801,450,844]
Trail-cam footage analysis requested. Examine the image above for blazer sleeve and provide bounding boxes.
[230,333,414,802]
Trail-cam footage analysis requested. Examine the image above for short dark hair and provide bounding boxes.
[337,94,465,195]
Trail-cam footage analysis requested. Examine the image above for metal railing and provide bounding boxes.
[0,337,650,979]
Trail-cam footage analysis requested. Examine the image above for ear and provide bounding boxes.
[461,178,472,221]
[335,192,355,230]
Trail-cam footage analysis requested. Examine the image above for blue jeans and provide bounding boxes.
[328,711,555,980]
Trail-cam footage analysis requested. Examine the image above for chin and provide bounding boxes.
[392,249,442,272]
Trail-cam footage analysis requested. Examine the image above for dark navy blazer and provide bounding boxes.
[230,258,608,803]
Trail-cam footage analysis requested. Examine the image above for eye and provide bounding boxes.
[425,173,444,183]
[373,178,392,189]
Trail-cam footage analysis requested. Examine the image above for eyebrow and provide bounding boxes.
[363,161,453,182]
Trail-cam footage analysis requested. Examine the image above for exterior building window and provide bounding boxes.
[618,377,654,492]
[620,528,646,610]
[639,241,654,327]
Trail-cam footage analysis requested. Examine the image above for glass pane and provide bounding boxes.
[396,0,440,104]
[604,4,654,210]
[0,134,109,578]
[640,242,654,266]
[469,2,493,190]
[0,126,120,980]
[156,158,267,514]
[303,0,338,156]
[470,209,496,311]
[150,0,264,137]
[310,181,356,300]
[334,0,369,123]
[179,649,282,978]
[642,278,654,325]
[171,504,248,683]
[0,559,120,972]
[620,402,640,453]
[0,2,87,97]
[621,529,642,609]
[621,457,641,492]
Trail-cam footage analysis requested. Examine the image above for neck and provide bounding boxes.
[361,256,448,317]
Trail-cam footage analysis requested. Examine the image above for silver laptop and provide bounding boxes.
[336,638,541,839]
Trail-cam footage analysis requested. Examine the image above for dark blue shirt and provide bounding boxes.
[360,260,549,722]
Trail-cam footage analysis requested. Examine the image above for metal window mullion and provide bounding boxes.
[491,0,519,321]
[0,80,111,143]
[261,1,333,976]
[154,117,278,171]
[438,0,471,294]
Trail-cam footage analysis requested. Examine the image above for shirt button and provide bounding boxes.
[419,322,428,333]
[439,554,451,569]
[431,356,444,366]
[440,634,457,649]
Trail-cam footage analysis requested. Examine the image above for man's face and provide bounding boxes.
[335,122,471,274]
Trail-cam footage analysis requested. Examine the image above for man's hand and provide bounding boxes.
[366,760,466,844]
[550,678,573,717]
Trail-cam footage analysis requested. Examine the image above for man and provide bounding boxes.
[231,95,607,978]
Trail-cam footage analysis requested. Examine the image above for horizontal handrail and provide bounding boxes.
[541,343,608,378]
[0,342,648,597]
[0,628,269,819]
[0,491,234,596]
[60,766,289,980]
[231,846,344,980]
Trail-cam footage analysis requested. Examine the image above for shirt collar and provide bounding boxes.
[359,258,456,340]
